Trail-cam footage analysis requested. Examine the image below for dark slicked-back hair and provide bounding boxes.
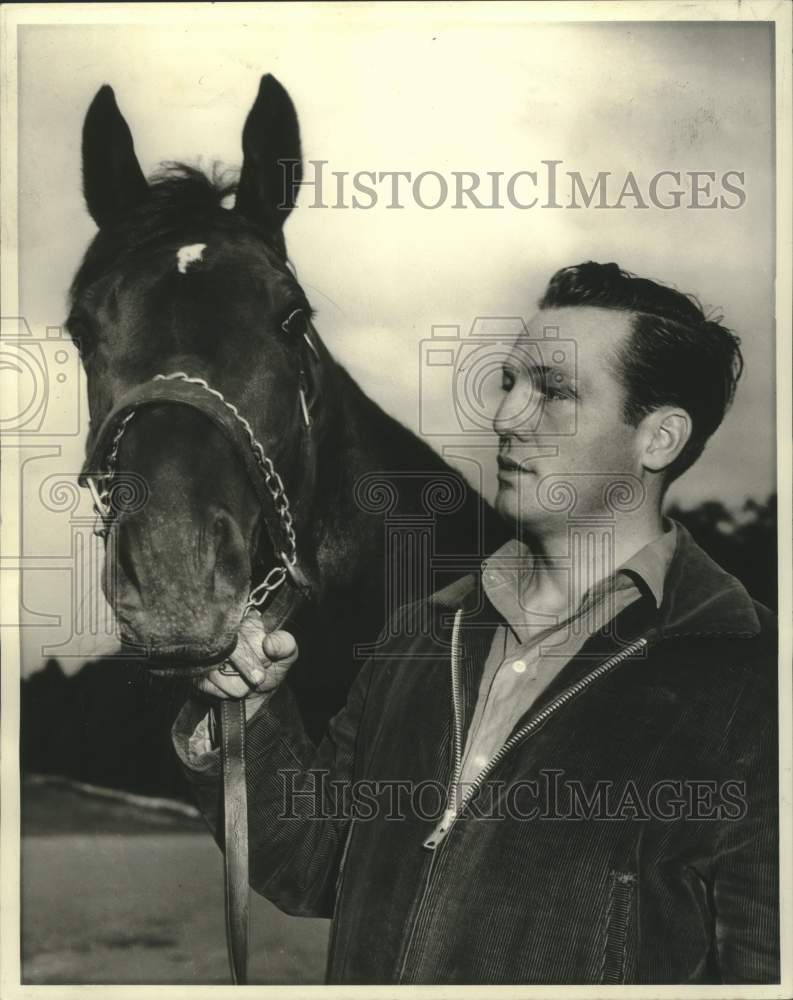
[539,261,744,483]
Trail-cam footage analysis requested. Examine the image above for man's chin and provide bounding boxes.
[495,487,539,528]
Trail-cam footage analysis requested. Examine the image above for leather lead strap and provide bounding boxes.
[220,699,249,985]
[80,373,316,986]
[217,589,303,986]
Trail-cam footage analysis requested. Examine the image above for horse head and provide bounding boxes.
[70,76,324,670]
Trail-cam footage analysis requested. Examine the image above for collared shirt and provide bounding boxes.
[458,522,677,789]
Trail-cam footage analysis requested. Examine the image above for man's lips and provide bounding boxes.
[497,455,535,474]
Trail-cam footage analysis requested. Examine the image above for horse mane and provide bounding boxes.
[70,163,284,300]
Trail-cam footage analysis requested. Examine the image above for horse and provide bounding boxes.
[70,74,508,742]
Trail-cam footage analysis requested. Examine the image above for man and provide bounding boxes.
[173,262,779,984]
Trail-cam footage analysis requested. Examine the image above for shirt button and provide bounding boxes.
[473,754,488,770]
[512,659,538,679]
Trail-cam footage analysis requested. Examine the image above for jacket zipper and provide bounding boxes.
[395,610,464,982]
[601,871,638,983]
[445,609,466,822]
[423,611,650,849]
[398,611,650,980]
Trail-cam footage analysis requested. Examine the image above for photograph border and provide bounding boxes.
[1,3,790,998]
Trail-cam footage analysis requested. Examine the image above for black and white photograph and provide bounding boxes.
[1,1,791,994]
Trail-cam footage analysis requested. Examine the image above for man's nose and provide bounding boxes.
[493,398,511,436]
[492,384,517,434]
[493,387,540,437]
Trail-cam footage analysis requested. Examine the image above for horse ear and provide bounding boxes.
[235,74,302,238]
[82,85,148,229]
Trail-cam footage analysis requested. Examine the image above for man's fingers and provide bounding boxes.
[190,620,299,701]
[227,621,268,686]
[195,670,250,700]
[262,630,298,662]
[193,675,226,699]
[225,628,297,685]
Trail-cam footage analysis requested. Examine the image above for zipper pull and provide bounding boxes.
[423,807,456,851]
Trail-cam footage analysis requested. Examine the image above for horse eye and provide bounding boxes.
[280,308,308,337]
[68,317,95,359]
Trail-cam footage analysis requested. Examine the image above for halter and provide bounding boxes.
[81,371,305,609]
[78,321,319,985]
[80,307,318,607]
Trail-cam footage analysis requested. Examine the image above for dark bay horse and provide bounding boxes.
[70,74,507,739]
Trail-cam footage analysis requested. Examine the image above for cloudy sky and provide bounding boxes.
[11,8,776,671]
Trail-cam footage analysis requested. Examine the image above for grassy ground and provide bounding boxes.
[21,780,330,985]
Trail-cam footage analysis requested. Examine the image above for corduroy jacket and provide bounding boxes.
[173,521,779,984]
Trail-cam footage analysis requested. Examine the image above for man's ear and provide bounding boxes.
[235,74,302,240]
[640,406,693,474]
[82,85,148,229]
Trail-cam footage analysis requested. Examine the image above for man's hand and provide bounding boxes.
[194,610,298,716]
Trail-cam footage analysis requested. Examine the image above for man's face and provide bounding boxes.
[494,306,643,531]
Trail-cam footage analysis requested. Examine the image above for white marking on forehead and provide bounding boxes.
[176,243,207,273]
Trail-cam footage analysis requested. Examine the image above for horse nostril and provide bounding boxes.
[209,508,248,597]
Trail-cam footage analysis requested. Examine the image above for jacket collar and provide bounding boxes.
[655,519,761,638]
[429,518,761,640]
